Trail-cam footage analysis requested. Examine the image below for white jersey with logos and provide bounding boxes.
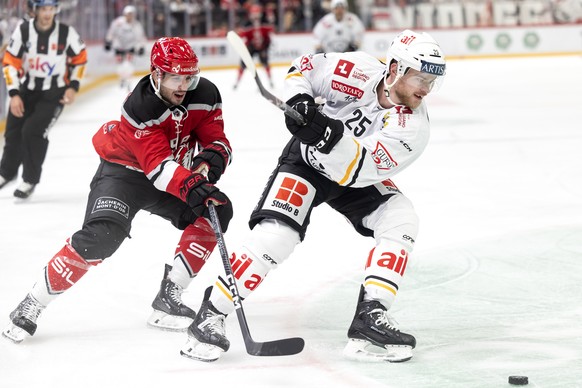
[105,15,146,52]
[313,12,365,53]
[283,51,430,188]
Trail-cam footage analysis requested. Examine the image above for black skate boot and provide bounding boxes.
[2,294,46,343]
[344,299,416,362]
[13,182,36,199]
[181,289,229,362]
[147,264,196,331]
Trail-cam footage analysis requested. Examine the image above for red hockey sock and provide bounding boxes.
[45,241,101,294]
[174,217,217,276]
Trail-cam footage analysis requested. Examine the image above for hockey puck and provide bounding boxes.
[508,376,528,385]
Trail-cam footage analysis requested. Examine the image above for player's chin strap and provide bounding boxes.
[383,74,402,107]
[150,69,173,106]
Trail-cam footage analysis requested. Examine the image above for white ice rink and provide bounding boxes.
[1,54,582,388]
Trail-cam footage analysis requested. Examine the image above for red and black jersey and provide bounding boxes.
[92,75,232,202]
[238,23,274,52]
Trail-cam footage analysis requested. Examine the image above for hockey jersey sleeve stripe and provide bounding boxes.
[338,139,362,185]
[2,52,23,92]
[211,140,233,165]
[147,158,179,192]
[285,72,303,81]
[345,147,366,187]
[69,49,88,65]
[186,102,223,111]
[2,51,23,70]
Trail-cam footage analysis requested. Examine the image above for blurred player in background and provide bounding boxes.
[0,0,87,199]
[180,29,446,363]
[313,0,365,53]
[104,5,147,90]
[233,4,275,89]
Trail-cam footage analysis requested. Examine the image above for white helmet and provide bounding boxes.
[330,0,347,9]
[387,29,446,79]
[383,29,446,103]
[123,5,136,15]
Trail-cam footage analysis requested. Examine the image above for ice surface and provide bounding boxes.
[1,55,582,388]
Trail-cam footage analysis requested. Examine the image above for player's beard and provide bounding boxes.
[391,86,425,110]
[160,84,187,106]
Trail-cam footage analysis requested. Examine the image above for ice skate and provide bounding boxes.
[2,294,46,344]
[13,182,36,199]
[343,300,415,362]
[147,264,196,331]
[180,300,229,362]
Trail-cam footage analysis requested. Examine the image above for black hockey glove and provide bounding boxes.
[191,143,230,184]
[182,173,233,232]
[104,41,112,51]
[285,93,343,154]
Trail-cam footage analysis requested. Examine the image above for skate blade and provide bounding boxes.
[180,336,224,362]
[343,339,413,363]
[2,323,29,344]
[147,310,192,332]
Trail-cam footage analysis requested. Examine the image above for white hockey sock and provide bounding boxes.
[209,219,300,315]
[30,271,59,307]
[363,239,411,308]
[168,258,194,289]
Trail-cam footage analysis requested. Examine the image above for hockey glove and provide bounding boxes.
[182,173,233,232]
[285,93,344,154]
[191,143,230,184]
[104,41,112,51]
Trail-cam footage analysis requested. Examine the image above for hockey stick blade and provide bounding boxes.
[207,204,305,356]
[226,30,305,125]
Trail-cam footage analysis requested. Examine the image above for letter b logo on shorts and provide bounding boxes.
[264,173,315,225]
[275,177,308,206]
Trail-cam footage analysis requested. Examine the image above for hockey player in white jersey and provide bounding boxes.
[180,29,446,363]
[313,0,365,53]
[104,5,146,89]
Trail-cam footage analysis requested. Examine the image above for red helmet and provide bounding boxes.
[150,37,200,76]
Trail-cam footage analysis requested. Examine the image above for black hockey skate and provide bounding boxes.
[344,299,416,362]
[2,294,45,343]
[147,264,197,331]
[180,299,229,362]
[13,182,36,199]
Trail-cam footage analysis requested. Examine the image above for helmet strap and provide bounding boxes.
[383,73,402,107]
[150,69,172,106]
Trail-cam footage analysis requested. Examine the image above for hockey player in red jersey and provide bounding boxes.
[181,30,446,363]
[2,37,234,344]
[233,4,275,90]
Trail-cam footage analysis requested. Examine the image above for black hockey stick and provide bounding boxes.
[226,30,306,125]
[207,203,305,356]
